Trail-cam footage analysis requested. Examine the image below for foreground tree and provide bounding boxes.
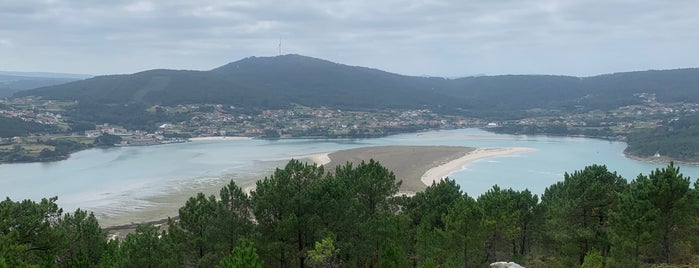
[55,209,106,267]
[119,224,170,268]
[215,181,254,255]
[540,165,627,266]
[169,192,219,266]
[307,236,341,268]
[405,179,464,265]
[611,163,698,264]
[441,193,484,267]
[167,180,254,267]
[218,239,263,268]
[646,163,698,263]
[251,159,325,268]
[0,197,62,267]
[478,186,537,264]
[608,177,657,267]
[331,160,403,267]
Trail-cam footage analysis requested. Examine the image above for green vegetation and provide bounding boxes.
[0,135,121,163]
[93,133,122,147]
[17,55,699,117]
[9,55,699,162]
[0,117,58,138]
[625,115,699,162]
[0,74,79,98]
[2,160,698,267]
[0,137,91,162]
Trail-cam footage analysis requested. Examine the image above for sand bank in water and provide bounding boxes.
[322,146,536,194]
[420,147,537,186]
[102,146,533,228]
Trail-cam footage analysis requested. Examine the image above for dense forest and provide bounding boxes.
[0,134,120,163]
[15,55,699,119]
[2,159,698,267]
[0,116,59,138]
[625,115,699,162]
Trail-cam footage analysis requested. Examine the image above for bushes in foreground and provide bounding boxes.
[1,161,698,267]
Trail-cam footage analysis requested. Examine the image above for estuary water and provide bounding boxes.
[2,128,698,226]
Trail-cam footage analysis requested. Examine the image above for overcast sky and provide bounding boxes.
[1,0,698,77]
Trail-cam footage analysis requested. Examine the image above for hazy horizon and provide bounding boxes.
[1,54,697,79]
[1,1,697,77]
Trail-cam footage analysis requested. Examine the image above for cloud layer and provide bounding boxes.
[1,0,698,76]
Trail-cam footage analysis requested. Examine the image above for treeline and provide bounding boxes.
[625,115,699,162]
[64,102,191,132]
[0,116,59,138]
[2,160,698,267]
[491,123,615,138]
[0,134,120,163]
[17,55,699,121]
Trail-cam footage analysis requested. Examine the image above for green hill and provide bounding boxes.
[0,74,82,98]
[16,55,458,110]
[14,54,699,119]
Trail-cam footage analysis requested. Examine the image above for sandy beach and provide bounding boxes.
[420,147,537,186]
[321,146,536,193]
[308,153,331,165]
[322,146,473,192]
[103,145,534,230]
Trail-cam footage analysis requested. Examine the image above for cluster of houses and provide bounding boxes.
[0,108,62,125]
[85,123,184,147]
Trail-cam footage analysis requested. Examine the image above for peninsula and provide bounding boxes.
[319,145,536,194]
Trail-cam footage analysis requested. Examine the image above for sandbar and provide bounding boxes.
[420,147,537,186]
[294,153,332,166]
[102,145,534,229]
[322,146,536,194]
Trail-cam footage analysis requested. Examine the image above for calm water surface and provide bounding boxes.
[1,128,697,224]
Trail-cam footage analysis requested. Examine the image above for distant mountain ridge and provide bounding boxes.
[0,71,92,79]
[14,54,699,117]
[0,73,88,98]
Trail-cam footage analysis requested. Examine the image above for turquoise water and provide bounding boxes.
[1,128,697,222]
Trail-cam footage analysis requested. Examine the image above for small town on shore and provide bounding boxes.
[2,93,699,163]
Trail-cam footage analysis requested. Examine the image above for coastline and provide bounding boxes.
[623,151,699,166]
[188,136,253,142]
[420,147,537,186]
[317,145,537,194]
[103,145,534,238]
[307,153,332,166]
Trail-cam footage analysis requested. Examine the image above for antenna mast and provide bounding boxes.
[278,38,282,56]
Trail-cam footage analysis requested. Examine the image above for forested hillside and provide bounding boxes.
[15,55,459,111]
[15,55,699,118]
[625,115,699,161]
[0,74,81,98]
[2,160,698,267]
[10,55,699,162]
[0,116,58,138]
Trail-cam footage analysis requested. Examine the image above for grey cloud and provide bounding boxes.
[0,0,697,76]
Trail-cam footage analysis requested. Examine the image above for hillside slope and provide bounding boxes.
[0,74,81,98]
[17,55,458,110]
[15,55,699,116]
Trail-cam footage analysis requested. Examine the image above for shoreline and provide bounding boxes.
[320,146,539,193]
[188,136,253,142]
[5,130,698,166]
[102,146,536,238]
[420,147,537,186]
[307,153,331,166]
[623,152,699,166]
